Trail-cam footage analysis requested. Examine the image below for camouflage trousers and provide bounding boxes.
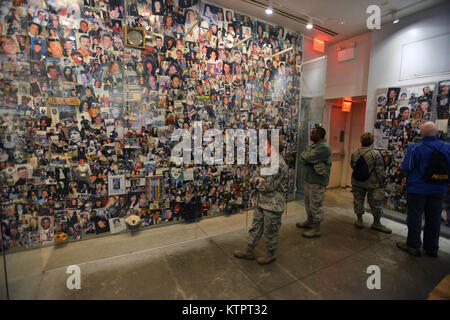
[248,206,283,253]
[352,186,384,219]
[303,182,326,224]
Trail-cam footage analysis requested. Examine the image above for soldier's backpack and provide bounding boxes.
[422,142,449,184]
[352,150,373,182]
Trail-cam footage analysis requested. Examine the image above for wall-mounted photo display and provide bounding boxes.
[0,0,303,250]
[373,82,447,213]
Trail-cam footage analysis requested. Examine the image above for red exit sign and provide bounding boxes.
[342,100,352,112]
[313,38,325,52]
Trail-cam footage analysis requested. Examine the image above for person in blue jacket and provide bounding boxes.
[397,122,450,257]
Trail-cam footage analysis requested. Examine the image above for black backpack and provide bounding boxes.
[422,142,449,184]
[352,150,373,182]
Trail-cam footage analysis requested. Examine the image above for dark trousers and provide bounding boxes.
[406,192,443,253]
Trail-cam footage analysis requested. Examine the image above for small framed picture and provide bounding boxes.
[124,26,146,49]
[109,217,127,234]
[108,174,126,195]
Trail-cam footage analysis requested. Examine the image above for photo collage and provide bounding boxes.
[373,81,450,212]
[0,0,303,250]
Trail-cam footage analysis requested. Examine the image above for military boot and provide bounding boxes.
[371,216,392,234]
[354,215,364,229]
[234,245,255,260]
[296,218,313,229]
[257,251,277,265]
[302,223,321,238]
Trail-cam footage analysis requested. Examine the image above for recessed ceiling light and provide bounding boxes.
[306,18,313,29]
[265,0,273,15]
[392,12,399,24]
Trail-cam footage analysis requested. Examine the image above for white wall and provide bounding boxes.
[365,1,450,132]
[325,32,372,100]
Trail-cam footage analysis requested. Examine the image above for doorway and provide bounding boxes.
[325,97,367,188]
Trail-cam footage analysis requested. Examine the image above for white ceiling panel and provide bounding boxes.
[207,0,448,43]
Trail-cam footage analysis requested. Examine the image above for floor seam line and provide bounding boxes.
[36,209,306,274]
[31,272,46,300]
[41,226,248,274]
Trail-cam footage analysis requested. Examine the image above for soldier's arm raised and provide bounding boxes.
[257,162,288,193]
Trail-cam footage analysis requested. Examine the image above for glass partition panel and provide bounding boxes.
[0,0,305,299]
[295,57,327,194]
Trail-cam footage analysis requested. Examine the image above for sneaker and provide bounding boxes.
[371,223,392,234]
[396,242,421,257]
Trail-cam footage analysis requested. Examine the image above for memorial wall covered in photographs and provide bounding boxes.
[0,0,303,250]
[373,80,450,212]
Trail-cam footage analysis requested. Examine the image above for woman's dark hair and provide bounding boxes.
[143,57,155,76]
[128,192,139,203]
[222,62,231,74]
[79,99,92,112]
[207,48,217,60]
[63,66,73,81]
[165,62,180,75]
[164,36,175,50]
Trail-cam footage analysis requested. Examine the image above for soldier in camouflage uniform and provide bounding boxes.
[296,126,331,238]
[234,137,288,265]
[351,132,392,233]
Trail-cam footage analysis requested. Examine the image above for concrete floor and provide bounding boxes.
[1,188,449,300]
